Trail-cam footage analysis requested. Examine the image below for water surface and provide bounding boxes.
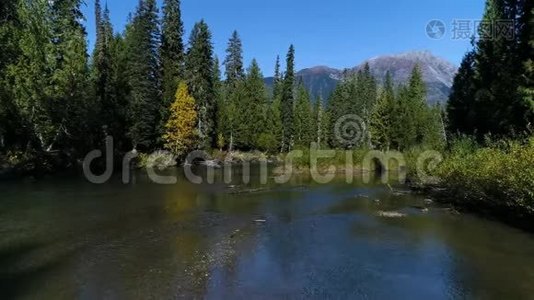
[1,169,534,299]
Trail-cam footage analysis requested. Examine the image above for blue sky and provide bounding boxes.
[82,0,486,76]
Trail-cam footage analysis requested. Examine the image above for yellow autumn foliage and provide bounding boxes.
[163,82,198,156]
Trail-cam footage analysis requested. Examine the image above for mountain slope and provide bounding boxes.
[265,51,457,105]
[353,51,457,104]
[264,66,341,101]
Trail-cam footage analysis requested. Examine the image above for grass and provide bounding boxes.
[210,150,270,163]
[280,147,372,174]
[0,150,65,178]
[138,150,178,169]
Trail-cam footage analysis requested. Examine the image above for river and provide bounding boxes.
[1,167,534,299]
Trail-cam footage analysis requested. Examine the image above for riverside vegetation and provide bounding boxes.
[0,0,533,228]
[431,0,534,227]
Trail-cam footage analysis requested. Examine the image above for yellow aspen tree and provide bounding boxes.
[163,82,198,156]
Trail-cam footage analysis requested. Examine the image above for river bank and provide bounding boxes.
[2,144,533,233]
[413,184,534,232]
[0,150,78,180]
[411,138,534,232]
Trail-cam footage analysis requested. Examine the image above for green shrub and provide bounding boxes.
[437,138,534,214]
[256,133,279,154]
[285,147,371,170]
[138,150,177,169]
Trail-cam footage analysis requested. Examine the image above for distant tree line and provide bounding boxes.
[0,0,449,162]
[329,65,445,151]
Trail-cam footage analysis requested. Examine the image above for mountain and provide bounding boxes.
[353,51,457,105]
[293,66,343,101]
[264,66,342,101]
[264,51,457,105]
[264,66,341,102]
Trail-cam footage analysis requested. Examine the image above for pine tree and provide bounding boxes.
[213,56,226,148]
[164,82,198,156]
[0,0,15,21]
[0,0,21,149]
[476,0,504,134]
[234,59,267,149]
[92,2,116,139]
[223,31,245,88]
[185,20,215,149]
[161,0,185,110]
[359,63,378,116]
[390,66,444,150]
[393,65,428,150]
[259,97,283,153]
[224,83,240,151]
[422,104,446,149]
[327,67,376,149]
[519,0,534,126]
[220,31,245,150]
[359,63,378,146]
[273,55,283,100]
[93,0,103,57]
[256,55,285,152]
[8,0,91,151]
[447,50,478,135]
[500,0,529,134]
[313,99,321,145]
[281,45,296,151]
[47,0,92,151]
[370,71,395,150]
[445,0,534,138]
[392,85,416,150]
[108,33,131,150]
[8,0,53,150]
[473,0,519,136]
[124,0,161,150]
[327,73,350,148]
[0,0,18,70]
[293,82,313,147]
[407,65,428,145]
[313,98,329,148]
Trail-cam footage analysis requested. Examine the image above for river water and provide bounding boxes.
[1,168,534,299]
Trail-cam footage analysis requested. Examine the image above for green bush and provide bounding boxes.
[256,133,279,154]
[285,147,370,170]
[138,150,177,169]
[437,138,534,215]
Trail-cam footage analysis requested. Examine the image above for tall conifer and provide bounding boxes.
[185,20,215,149]
[224,31,245,88]
[161,0,185,109]
[124,0,161,150]
[281,45,296,151]
[293,82,313,147]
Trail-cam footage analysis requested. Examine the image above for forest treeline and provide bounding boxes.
[448,0,533,139]
[0,0,532,164]
[0,0,444,161]
[436,0,534,227]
